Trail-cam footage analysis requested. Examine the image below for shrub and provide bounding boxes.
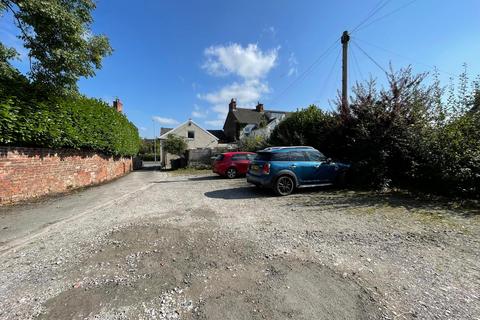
[163,134,187,157]
[238,135,268,152]
[0,95,140,156]
[269,67,480,198]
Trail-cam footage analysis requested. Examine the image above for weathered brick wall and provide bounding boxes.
[0,147,133,205]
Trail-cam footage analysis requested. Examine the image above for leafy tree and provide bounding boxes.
[163,134,187,157]
[0,0,112,94]
[238,135,268,152]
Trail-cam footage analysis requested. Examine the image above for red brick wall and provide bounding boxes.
[0,147,133,205]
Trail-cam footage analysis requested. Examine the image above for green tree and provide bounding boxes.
[0,0,112,94]
[163,134,187,157]
[238,135,268,152]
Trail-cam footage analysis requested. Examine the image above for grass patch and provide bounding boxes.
[168,168,212,176]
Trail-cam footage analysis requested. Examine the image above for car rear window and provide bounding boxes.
[232,154,248,161]
[255,152,272,161]
[271,152,291,161]
[215,154,225,161]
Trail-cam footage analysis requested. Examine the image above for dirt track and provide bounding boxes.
[0,171,479,319]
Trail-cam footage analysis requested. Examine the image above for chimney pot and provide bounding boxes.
[255,102,264,112]
[229,98,237,111]
[113,98,123,113]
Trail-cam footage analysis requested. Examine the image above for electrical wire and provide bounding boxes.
[353,37,456,76]
[351,46,364,83]
[354,0,420,33]
[320,47,341,98]
[352,40,388,74]
[350,0,392,33]
[271,39,339,104]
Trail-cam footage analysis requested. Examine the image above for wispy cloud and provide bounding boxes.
[152,116,179,126]
[191,104,208,118]
[287,52,298,77]
[204,119,225,127]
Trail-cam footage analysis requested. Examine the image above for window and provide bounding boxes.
[289,151,307,161]
[305,150,326,162]
[187,130,195,139]
[246,154,256,161]
[255,152,272,161]
[215,154,224,161]
[271,152,290,161]
[232,154,248,161]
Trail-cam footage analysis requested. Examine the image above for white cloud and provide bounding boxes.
[152,116,179,126]
[202,43,278,79]
[204,119,225,127]
[287,52,298,77]
[191,104,208,118]
[198,79,269,109]
[199,43,278,125]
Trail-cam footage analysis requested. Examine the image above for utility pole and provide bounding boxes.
[152,120,157,162]
[341,30,350,117]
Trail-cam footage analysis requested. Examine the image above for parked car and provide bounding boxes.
[213,152,256,178]
[246,146,349,196]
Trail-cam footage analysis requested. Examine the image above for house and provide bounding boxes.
[159,119,219,168]
[223,98,289,142]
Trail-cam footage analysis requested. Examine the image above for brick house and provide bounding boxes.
[223,99,289,142]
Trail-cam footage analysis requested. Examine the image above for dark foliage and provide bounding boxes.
[270,67,480,198]
[0,83,140,156]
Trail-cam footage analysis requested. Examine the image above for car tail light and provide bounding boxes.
[262,163,270,175]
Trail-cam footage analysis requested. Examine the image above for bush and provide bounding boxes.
[163,134,187,157]
[0,95,140,156]
[269,67,480,198]
[238,135,268,152]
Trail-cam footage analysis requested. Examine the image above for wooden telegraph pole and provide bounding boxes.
[341,30,350,117]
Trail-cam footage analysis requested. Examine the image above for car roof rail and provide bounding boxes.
[261,146,315,151]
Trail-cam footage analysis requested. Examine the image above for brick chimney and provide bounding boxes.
[229,98,237,112]
[255,102,264,112]
[113,98,123,113]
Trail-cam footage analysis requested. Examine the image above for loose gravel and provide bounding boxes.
[0,171,479,319]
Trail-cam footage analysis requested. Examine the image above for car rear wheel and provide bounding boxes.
[274,175,295,196]
[226,167,237,179]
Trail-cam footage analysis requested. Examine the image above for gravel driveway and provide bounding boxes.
[0,171,479,319]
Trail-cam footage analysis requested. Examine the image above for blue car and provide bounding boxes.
[246,146,350,196]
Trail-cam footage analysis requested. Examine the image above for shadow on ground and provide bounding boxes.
[204,186,276,199]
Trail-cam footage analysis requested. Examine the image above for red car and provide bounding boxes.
[213,152,256,178]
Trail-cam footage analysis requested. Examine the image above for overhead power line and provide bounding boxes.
[350,0,392,33]
[354,0,420,33]
[271,39,339,104]
[320,47,341,99]
[353,37,456,76]
[351,46,364,82]
[352,40,388,74]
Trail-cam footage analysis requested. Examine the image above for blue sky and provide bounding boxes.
[2,0,480,137]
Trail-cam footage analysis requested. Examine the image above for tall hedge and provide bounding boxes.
[0,95,140,156]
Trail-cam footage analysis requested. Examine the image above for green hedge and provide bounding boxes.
[0,95,140,156]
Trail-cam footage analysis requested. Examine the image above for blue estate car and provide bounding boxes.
[246,146,350,196]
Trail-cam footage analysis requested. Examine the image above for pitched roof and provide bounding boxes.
[207,130,227,141]
[160,127,173,136]
[158,120,219,140]
[231,108,288,125]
